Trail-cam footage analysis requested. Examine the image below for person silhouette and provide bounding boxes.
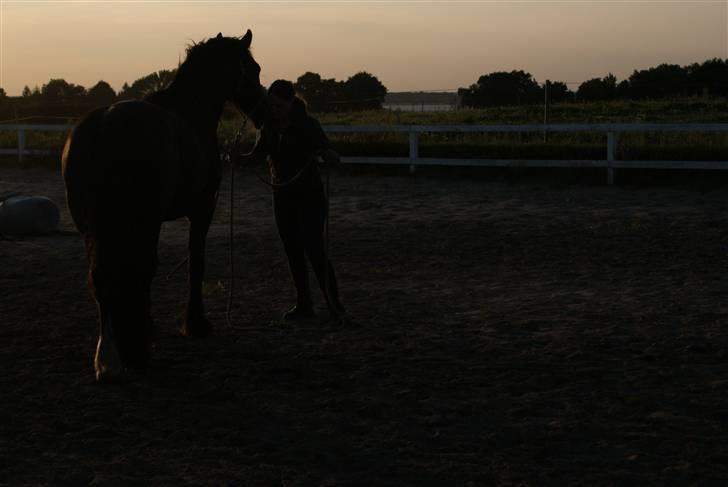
[242,79,347,324]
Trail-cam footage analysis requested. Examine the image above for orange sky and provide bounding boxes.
[1,1,726,95]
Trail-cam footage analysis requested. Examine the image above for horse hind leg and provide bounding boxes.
[124,224,160,370]
[86,224,159,382]
[94,305,122,383]
[86,235,124,382]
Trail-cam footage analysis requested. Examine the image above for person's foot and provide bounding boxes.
[283,304,316,321]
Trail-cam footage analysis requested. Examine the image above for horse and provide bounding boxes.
[62,29,266,382]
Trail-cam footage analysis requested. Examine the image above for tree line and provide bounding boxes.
[0,69,185,121]
[0,57,726,120]
[0,69,387,120]
[459,58,728,107]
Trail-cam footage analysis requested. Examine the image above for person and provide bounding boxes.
[241,79,347,324]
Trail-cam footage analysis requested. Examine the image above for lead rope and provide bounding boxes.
[226,121,247,327]
[227,139,235,327]
[323,156,333,322]
[166,120,332,329]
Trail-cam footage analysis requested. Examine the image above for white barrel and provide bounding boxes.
[0,196,61,235]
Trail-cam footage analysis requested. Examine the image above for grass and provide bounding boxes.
[313,97,728,125]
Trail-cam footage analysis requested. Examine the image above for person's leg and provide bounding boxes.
[302,190,345,314]
[274,193,314,317]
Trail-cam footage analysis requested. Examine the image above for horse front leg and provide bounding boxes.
[180,200,215,338]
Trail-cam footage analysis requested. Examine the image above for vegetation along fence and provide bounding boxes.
[2,123,728,185]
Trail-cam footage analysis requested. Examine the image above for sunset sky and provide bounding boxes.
[0,1,726,96]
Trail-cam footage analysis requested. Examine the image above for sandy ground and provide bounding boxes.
[1,166,728,486]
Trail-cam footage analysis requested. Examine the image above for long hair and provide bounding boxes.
[268,79,308,126]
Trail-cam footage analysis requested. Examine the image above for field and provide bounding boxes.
[2,165,728,485]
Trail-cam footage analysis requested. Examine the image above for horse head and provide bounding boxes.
[179,29,267,128]
[230,29,266,128]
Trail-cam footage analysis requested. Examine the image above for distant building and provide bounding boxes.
[383,91,460,112]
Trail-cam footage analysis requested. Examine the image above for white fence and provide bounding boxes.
[382,104,459,112]
[325,123,728,184]
[2,122,728,185]
[0,124,71,161]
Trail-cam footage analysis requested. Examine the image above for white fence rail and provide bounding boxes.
[0,124,72,162]
[2,123,728,184]
[325,123,728,185]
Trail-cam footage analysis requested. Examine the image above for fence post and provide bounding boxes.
[409,131,418,174]
[543,80,550,143]
[607,131,618,185]
[17,128,25,163]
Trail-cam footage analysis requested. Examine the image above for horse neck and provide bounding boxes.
[162,80,227,137]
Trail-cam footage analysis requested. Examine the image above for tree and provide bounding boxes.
[616,80,631,99]
[22,86,32,97]
[0,88,12,120]
[576,74,617,102]
[340,71,387,111]
[295,72,336,112]
[41,78,86,101]
[319,77,343,111]
[545,81,574,103]
[118,69,176,100]
[87,80,117,106]
[687,58,728,97]
[294,71,386,112]
[628,64,688,99]
[461,70,542,107]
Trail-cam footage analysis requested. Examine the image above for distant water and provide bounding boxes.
[383,104,458,112]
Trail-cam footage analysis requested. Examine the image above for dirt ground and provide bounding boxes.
[1,166,728,486]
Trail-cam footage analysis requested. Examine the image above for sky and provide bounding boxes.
[0,1,726,96]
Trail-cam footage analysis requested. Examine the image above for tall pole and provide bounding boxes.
[543,80,550,143]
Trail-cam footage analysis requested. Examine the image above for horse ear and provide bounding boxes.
[216,32,223,39]
[241,29,252,48]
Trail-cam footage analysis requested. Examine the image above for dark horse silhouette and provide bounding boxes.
[62,29,265,382]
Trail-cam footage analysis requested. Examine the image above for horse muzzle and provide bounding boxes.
[238,86,267,129]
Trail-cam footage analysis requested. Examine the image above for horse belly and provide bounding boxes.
[159,127,211,221]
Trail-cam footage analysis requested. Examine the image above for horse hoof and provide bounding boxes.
[94,336,124,384]
[180,317,213,338]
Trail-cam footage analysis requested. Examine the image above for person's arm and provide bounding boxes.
[307,117,340,165]
[318,147,341,165]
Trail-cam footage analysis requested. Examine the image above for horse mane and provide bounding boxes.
[174,35,250,86]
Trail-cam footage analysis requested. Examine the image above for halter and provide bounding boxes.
[235,65,267,122]
[231,118,320,190]
[240,85,268,123]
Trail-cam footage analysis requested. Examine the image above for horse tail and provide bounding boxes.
[62,107,108,235]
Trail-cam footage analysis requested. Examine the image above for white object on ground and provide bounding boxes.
[0,195,60,235]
